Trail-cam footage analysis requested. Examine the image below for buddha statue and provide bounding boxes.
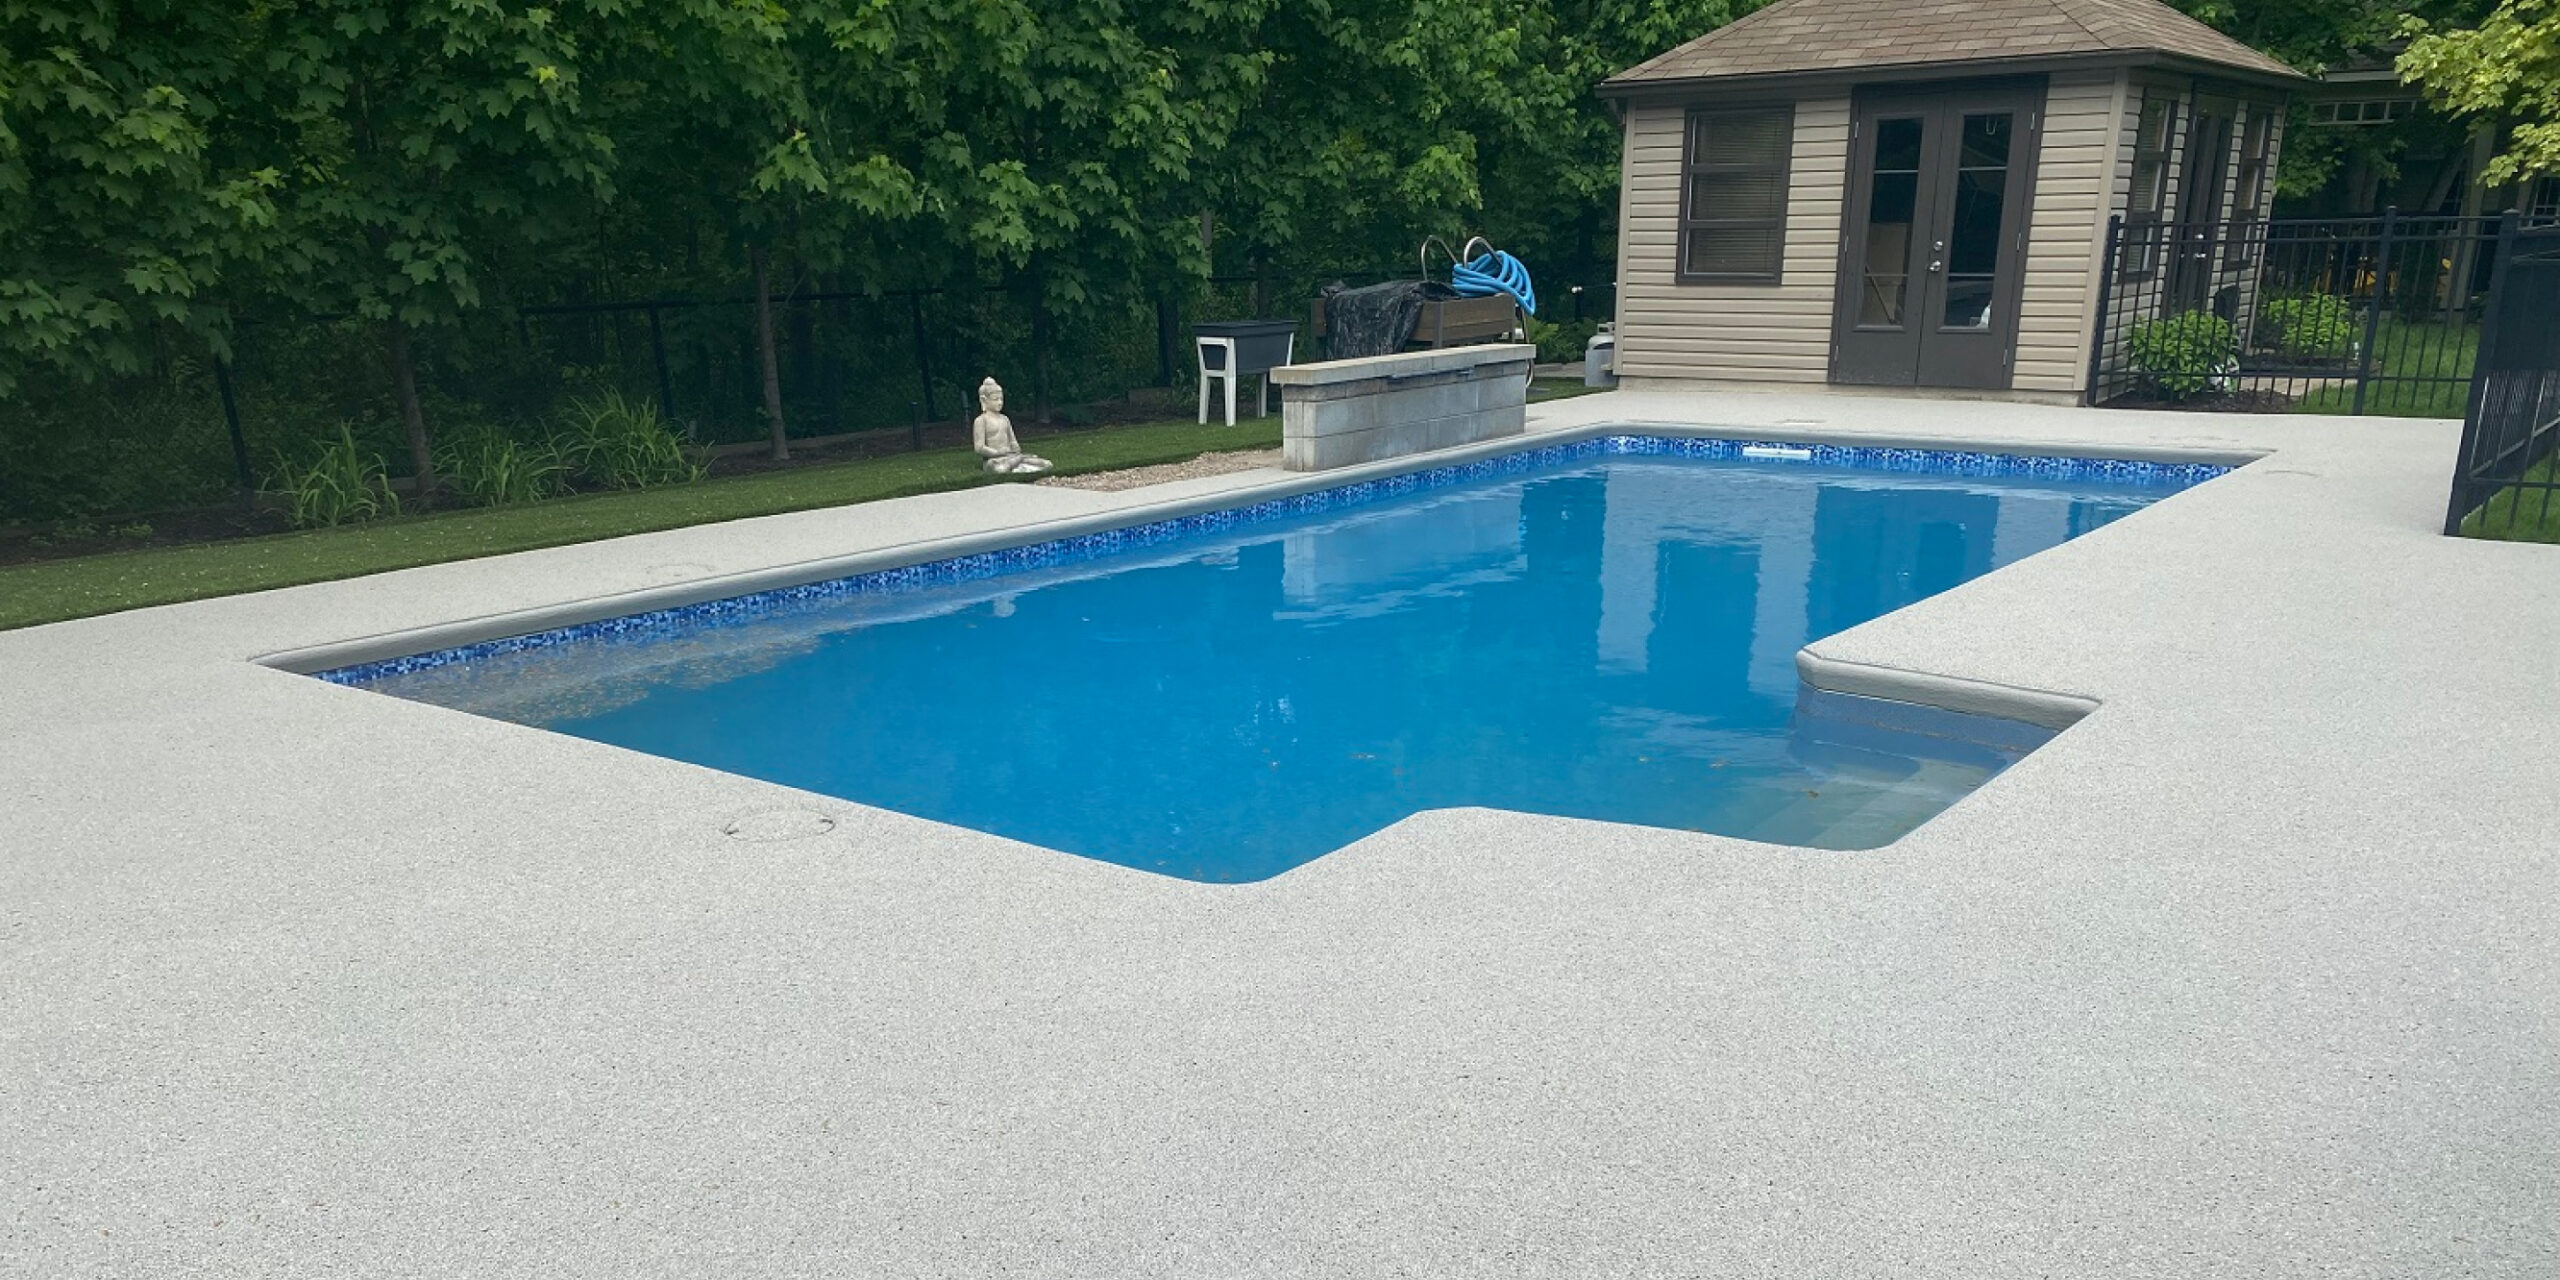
[971,377,1052,476]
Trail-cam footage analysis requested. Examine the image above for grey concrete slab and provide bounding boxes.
[3,387,2555,1278]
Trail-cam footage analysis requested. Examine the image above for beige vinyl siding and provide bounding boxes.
[2013,69,2128,393]
[1616,96,1849,382]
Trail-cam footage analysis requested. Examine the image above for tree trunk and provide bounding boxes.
[384,317,436,504]
[1030,295,1054,426]
[752,244,789,461]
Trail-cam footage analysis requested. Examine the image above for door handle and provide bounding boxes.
[1928,260,1944,273]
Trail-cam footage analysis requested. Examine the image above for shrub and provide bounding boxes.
[437,426,569,507]
[270,424,400,528]
[1525,315,1601,365]
[2254,294,2355,357]
[2124,311,2239,400]
[556,392,703,489]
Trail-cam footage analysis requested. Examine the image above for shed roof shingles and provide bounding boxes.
[1606,0,2301,87]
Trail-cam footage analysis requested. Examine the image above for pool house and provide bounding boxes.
[1600,0,2304,401]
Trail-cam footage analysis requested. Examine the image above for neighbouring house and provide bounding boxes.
[1600,0,2304,402]
[2286,58,2560,223]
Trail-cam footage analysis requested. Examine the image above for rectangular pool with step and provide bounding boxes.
[323,436,2222,881]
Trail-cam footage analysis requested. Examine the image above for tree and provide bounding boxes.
[246,0,628,500]
[2402,0,2560,184]
[0,0,277,395]
[893,0,1275,422]
[615,0,927,459]
[1478,2,1762,288]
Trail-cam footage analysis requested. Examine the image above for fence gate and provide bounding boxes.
[2445,221,2560,537]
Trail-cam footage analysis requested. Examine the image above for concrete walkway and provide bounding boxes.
[4,388,2554,1278]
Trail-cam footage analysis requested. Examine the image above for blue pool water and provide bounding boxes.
[338,437,2217,881]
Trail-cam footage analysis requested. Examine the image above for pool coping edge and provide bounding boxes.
[255,420,2261,678]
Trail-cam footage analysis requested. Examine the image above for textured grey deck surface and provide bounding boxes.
[4,389,2553,1277]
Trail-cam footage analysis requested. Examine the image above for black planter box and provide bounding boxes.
[1193,319,1300,375]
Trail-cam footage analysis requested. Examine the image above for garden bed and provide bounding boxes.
[2100,389,2299,413]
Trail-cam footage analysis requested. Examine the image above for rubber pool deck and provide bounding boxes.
[4,390,2554,1278]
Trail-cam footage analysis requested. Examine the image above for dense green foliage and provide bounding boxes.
[554,393,703,490]
[2,0,1759,525]
[2160,0,2495,202]
[2126,312,2240,399]
[271,423,399,527]
[2254,293,2356,357]
[5,0,2510,530]
[436,426,572,508]
[2403,0,2560,184]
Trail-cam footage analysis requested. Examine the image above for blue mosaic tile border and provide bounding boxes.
[317,433,2229,687]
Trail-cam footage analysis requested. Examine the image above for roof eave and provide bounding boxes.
[1597,47,2305,102]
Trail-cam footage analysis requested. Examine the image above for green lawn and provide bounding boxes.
[2458,455,2560,544]
[0,414,1282,631]
[2292,317,2479,418]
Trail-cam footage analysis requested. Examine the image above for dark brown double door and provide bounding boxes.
[1832,82,2041,389]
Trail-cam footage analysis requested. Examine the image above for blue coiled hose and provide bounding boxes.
[1450,248,1536,316]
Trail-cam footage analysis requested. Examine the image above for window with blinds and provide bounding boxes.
[1679,106,1794,283]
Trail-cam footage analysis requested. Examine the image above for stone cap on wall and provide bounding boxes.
[1271,343,1537,389]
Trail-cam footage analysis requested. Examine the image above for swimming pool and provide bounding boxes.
[326,435,2223,881]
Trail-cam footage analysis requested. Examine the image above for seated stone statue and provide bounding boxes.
[971,377,1052,477]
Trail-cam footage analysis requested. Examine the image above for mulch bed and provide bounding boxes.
[2101,389,2297,413]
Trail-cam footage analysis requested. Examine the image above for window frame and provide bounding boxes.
[2530,176,2560,225]
[2310,98,2412,127]
[2223,105,2274,268]
[1676,103,1796,286]
[2123,93,2178,280]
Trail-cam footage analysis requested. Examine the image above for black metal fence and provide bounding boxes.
[2,262,1614,526]
[2445,217,2560,540]
[2089,210,2501,416]
[514,270,1614,444]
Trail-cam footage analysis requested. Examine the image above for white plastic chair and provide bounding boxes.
[1196,333,1292,426]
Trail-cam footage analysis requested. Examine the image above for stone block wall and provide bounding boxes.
[1271,344,1535,472]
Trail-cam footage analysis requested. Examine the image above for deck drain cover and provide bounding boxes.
[645,562,715,583]
[723,808,838,843]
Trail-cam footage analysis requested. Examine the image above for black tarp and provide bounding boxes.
[1319,280,1458,359]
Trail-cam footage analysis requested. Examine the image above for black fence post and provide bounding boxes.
[1156,295,1177,386]
[213,355,254,499]
[2445,209,2523,535]
[2085,215,2125,406]
[909,292,938,421]
[2352,206,2398,415]
[646,304,677,420]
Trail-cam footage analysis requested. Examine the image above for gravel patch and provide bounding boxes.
[1039,448,1283,491]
